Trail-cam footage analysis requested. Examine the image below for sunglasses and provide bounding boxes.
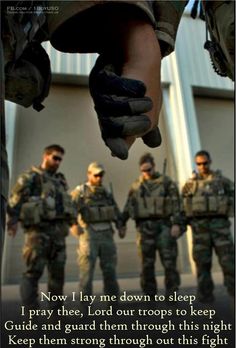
[196,162,208,166]
[52,155,62,162]
[94,173,103,178]
[141,167,153,172]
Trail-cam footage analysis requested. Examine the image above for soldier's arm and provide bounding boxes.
[7,172,32,228]
[107,191,122,229]
[168,180,187,236]
[70,186,85,235]
[70,186,83,214]
[89,2,187,158]
[224,177,234,216]
[181,179,194,197]
[121,186,136,226]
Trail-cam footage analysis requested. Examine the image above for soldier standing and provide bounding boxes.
[7,144,76,308]
[122,153,185,298]
[70,162,125,298]
[182,150,234,302]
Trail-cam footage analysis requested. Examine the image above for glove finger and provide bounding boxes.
[106,138,129,160]
[100,115,151,138]
[142,127,162,147]
[95,95,153,116]
[112,115,151,136]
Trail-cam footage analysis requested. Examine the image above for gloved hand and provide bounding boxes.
[89,55,162,159]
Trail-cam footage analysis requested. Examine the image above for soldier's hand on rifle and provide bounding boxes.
[170,224,181,239]
[118,226,126,239]
[89,18,162,160]
[7,222,18,237]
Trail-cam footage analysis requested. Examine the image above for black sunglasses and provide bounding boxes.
[141,167,153,172]
[94,173,103,178]
[196,162,208,166]
[52,155,62,162]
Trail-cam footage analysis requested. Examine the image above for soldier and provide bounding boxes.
[7,144,76,308]
[182,150,234,302]
[70,162,125,298]
[121,153,186,298]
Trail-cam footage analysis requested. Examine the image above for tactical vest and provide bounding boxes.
[130,176,179,219]
[78,184,116,223]
[20,167,76,226]
[183,173,231,217]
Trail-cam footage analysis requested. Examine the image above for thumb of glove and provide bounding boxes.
[106,137,135,160]
[142,126,162,147]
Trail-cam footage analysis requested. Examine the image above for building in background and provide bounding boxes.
[3,13,234,284]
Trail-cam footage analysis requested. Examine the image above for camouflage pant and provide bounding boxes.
[137,220,180,296]
[21,223,68,307]
[77,228,119,297]
[191,217,234,299]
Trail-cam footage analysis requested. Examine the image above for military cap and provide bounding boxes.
[87,162,105,175]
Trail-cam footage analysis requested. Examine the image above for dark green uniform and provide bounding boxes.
[182,170,234,301]
[71,183,122,297]
[7,166,76,307]
[122,172,185,296]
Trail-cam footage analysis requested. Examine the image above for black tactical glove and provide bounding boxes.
[89,55,162,159]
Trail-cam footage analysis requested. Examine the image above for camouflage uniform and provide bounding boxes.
[7,166,76,307]
[182,170,234,301]
[71,183,122,296]
[122,172,185,296]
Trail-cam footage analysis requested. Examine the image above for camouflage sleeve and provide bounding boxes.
[143,1,187,57]
[57,172,69,190]
[107,191,122,229]
[48,1,186,58]
[181,178,195,197]
[225,177,234,197]
[167,179,187,233]
[122,186,136,225]
[224,177,234,215]
[70,186,83,214]
[7,171,33,226]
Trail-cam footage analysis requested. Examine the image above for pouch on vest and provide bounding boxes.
[183,197,193,217]
[154,197,165,216]
[83,206,100,223]
[217,196,229,215]
[20,201,43,227]
[99,206,116,221]
[61,192,77,222]
[136,197,155,218]
[42,196,56,220]
[208,196,218,213]
[192,196,207,215]
[164,197,174,216]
